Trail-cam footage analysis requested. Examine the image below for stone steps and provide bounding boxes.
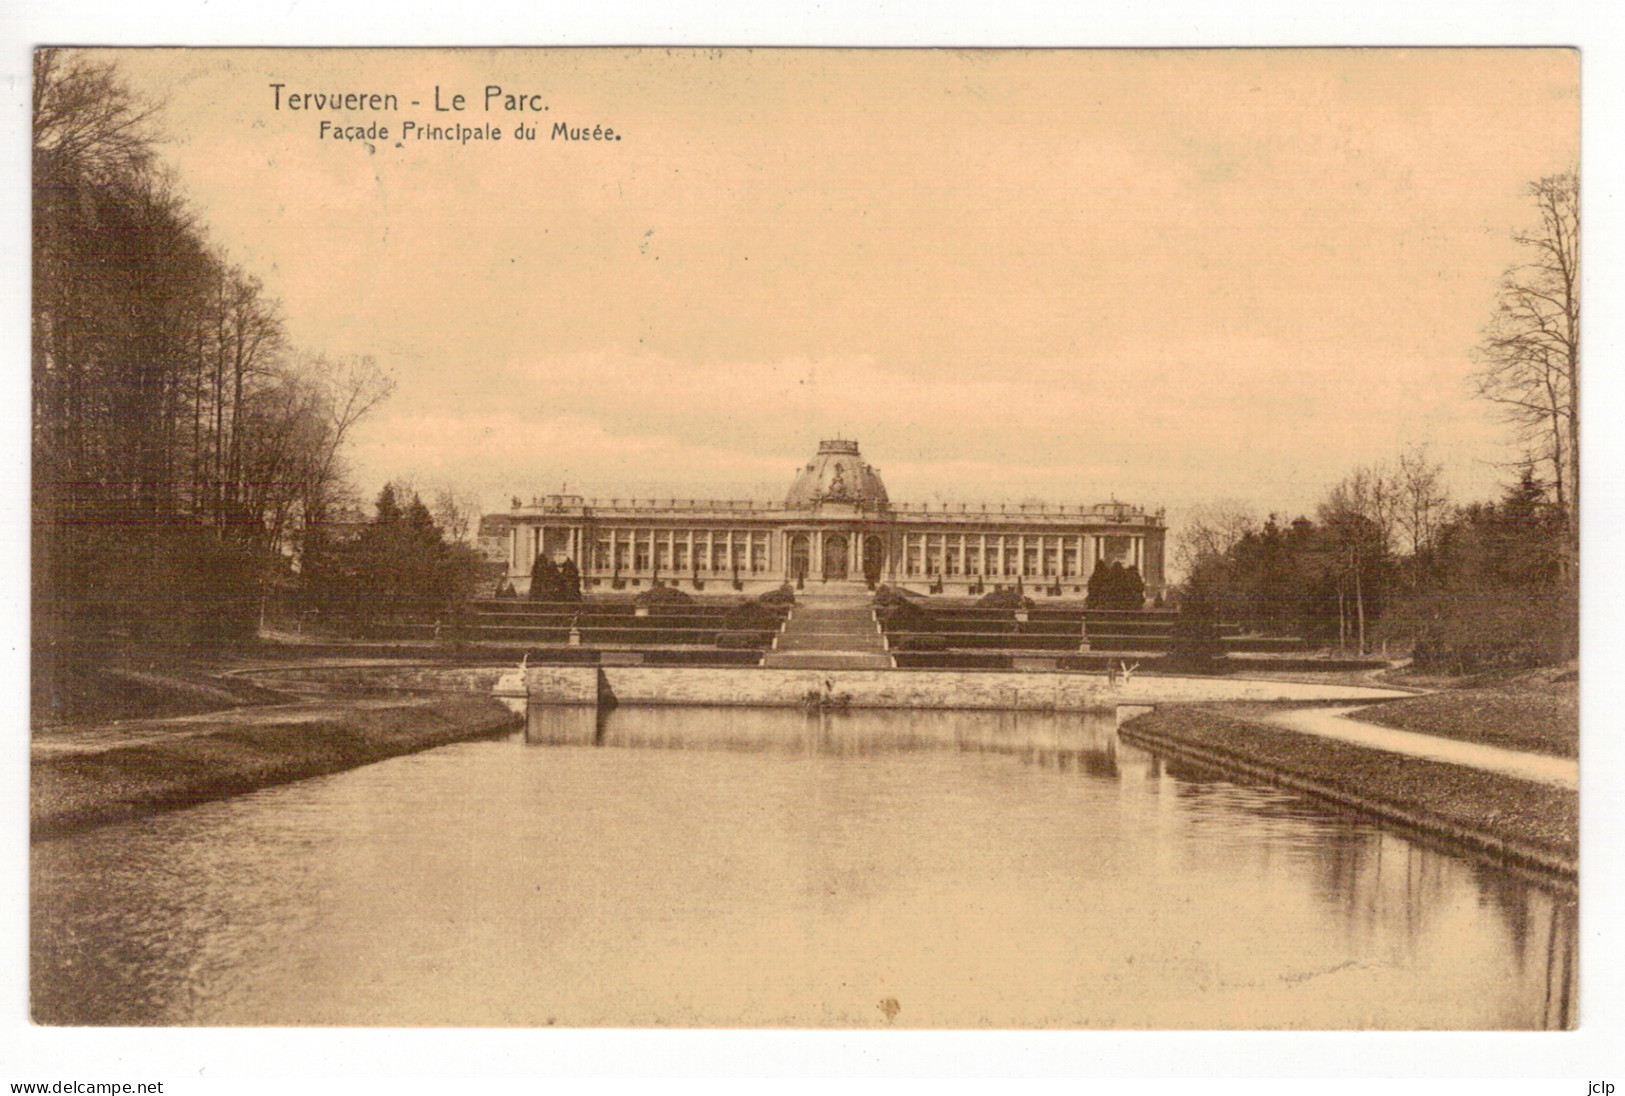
[770,600,894,668]
[775,633,887,652]
[760,651,894,670]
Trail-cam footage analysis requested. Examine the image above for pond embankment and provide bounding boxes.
[525,664,1415,710]
[32,695,520,839]
[1120,705,1578,883]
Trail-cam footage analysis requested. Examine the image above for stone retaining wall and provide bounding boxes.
[1120,711,1575,882]
[525,665,1411,710]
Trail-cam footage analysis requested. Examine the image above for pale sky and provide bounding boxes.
[105,48,1578,525]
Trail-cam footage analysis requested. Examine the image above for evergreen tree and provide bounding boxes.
[530,554,562,601]
[1170,586,1226,670]
[1119,565,1145,610]
[558,557,582,602]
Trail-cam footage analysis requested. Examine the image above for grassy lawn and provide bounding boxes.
[33,653,294,727]
[1355,684,1578,759]
[32,696,519,839]
[1122,705,1577,866]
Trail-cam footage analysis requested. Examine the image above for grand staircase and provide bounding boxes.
[761,588,895,670]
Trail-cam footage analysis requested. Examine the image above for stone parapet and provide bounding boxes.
[526,665,600,705]
[522,665,1413,712]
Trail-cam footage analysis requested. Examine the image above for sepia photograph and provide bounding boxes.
[27,45,1583,1036]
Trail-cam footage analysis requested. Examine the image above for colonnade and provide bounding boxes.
[514,525,775,576]
[893,531,1144,580]
[509,523,1149,584]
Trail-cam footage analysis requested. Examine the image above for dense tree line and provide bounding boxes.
[303,485,487,635]
[1181,458,1573,669]
[1385,468,1575,672]
[33,51,391,690]
[1176,172,1580,674]
[1182,504,1393,650]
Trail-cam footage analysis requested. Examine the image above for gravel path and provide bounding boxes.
[1264,706,1578,790]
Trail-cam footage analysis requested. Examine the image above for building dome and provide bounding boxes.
[784,439,890,508]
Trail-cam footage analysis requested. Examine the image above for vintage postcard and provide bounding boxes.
[29,47,1579,1032]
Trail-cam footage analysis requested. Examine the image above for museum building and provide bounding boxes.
[504,439,1166,597]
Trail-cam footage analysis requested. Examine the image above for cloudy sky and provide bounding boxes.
[107,48,1577,524]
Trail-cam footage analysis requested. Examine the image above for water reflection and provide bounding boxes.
[32,704,1576,1027]
[527,703,1133,771]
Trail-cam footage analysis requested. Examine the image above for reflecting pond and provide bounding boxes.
[32,705,1576,1027]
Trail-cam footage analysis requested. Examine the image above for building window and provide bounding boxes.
[966,544,982,575]
[674,540,688,572]
[595,536,611,571]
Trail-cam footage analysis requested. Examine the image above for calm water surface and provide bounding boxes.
[32,705,1576,1027]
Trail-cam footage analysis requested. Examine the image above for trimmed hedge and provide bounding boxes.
[715,598,786,649]
[976,588,1035,611]
[640,648,764,666]
[634,584,694,607]
[890,651,1014,670]
[757,583,797,608]
[893,633,949,652]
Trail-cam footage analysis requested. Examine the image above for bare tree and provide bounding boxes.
[1472,171,1578,575]
[33,49,157,190]
[32,49,398,679]
[1393,443,1451,557]
[1319,467,1398,652]
[430,486,482,544]
[1172,500,1257,579]
[295,354,395,529]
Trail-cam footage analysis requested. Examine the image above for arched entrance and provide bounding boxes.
[862,535,885,586]
[822,533,849,580]
[789,533,811,582]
